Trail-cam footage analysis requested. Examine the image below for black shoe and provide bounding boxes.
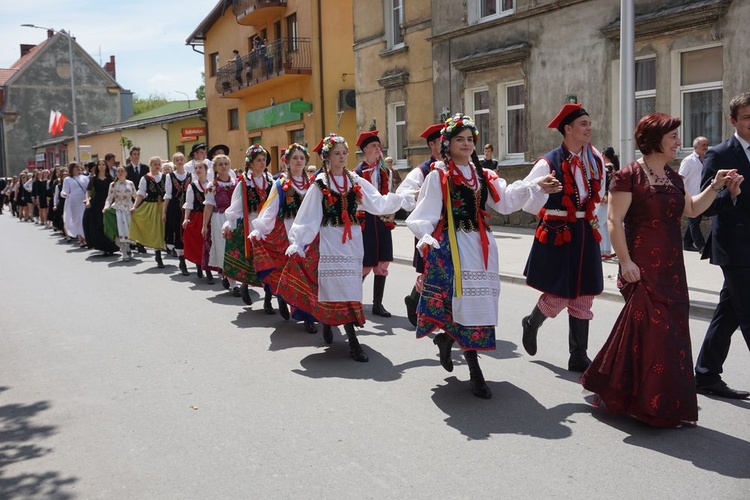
[345,323,368,362]
[196,265,204,279]
[155,250,165,269]
[231,286,241,297]
[278,297,290,320]
[264,291,275,315]
[433,333,454,372]
[137,243,147,254]
[568,316,592,372]
[372,275,391,317]
[179,256,189,276]
[696,380,750,399]
[205,270,215,285]
[404,286,420,327]
[322,324,333,344]
[522,306,546,356]
[464,350,491,399]
[240,284,252,305]
[221,276,230,290]
[568,352,592,373]
[304,321,318,334]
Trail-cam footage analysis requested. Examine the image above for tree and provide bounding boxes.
[133,92,168,115]
[196,72,205,100]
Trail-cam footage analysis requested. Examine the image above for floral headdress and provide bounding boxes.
[440,113,479,157]
[320,133,348,160]
[245,144,269,164]
[283,143,310,163]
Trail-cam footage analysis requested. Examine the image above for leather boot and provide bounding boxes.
[464,350,491,399]
[240,284,252,305]
[568,316,592,372]
[521,305,547,356]
[433,333,454,372]
[221,276,230,289]
[322,324,333,344]
[404,286,420,327]
[264,289,275,314]
[155,250,165,268]
[178,256,189,276]
[277,296,290,320]
[205,269,215,284]
[371,275,391,317]
[196,265,204,279]
[345,323,368,362]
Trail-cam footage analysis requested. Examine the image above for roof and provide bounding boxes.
[186,0,230,45]
[0,38,50,86]
[127,100,206,121]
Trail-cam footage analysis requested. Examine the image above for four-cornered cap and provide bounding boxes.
[189,143,207,158]
[312,138,324,155]
[356,130,380,149]
[208,144,229,160]
[547,103,589,133]
[420,124,444,143]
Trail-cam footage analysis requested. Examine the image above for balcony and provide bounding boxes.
[232,0,287,27]
[215,38,312,97]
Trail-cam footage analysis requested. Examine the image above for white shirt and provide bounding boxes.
[678,151,703,196]
[734,132,750,164]
[136,173,162,197]
[163,171,190,200]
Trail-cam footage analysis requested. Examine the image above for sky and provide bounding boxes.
[0,0,212,99]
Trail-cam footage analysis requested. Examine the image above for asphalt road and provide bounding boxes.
[1,215,749,499]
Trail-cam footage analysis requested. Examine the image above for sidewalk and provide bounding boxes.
[390,223,722,319]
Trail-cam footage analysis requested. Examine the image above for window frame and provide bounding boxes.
[228,108,239,131]
[387,101,408,166]
[497,81,526,162]
[475,0,515,23]
[467,87,491,159]
[384,0,405,50]
[286,13,299,52]
[209,52,219,77]
[634,56,657,124]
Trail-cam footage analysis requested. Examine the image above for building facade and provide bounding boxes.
[187,0,356,173]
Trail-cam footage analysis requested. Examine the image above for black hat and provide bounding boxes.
[208,144,230,160]
[189,143,207,158]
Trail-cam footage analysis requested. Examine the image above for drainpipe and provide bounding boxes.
[161,123,170,157]
[199,110,209,148]
[317,0,326,135]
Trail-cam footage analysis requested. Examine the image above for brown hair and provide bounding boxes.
[67,162,79,176]
[729,92,750,121]
[634,113,681,155]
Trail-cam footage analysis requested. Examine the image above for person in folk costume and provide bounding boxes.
[104,165,137,261]
[397,123,445,327]
[221,145,280,311]
[354,130,397,317]
[129,156,167,268]
[280,133,413,362]
[163,152,192,276]
[182,160,213,283]
[202,154,239,292]
[250,143,317,333]
[406,114,560,398]
[520,103,606,372]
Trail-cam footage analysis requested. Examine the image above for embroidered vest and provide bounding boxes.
[316,179,358,227]
[446,169,489,233]
[169,172,192,205]
[190,183,205,212]
[144,175,165,202]
[245,174,272,213]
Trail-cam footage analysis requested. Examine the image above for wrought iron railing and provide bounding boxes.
[215,38,311,95]
[231,0,287,18]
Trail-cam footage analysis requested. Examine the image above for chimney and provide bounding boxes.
[47,29,54,39]
[104,55,116,80]
[20,44,35,58]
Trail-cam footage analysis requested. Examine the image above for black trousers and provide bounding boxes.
[695,265,750,385]
[683,215,705,250]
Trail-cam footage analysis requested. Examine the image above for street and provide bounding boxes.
[1,214,749,499]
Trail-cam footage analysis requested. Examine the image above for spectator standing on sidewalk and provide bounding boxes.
[481,144,499,171]
[597,146,620,259]
[679,136,709,252]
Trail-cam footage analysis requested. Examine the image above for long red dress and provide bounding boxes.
[581,162,698,427]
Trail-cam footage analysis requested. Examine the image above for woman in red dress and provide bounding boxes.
[581,113,742,427]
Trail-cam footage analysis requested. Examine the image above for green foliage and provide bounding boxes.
[133,92,169,115]
[196,72,206,100]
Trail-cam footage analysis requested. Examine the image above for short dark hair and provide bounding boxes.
[729,92,750,121]
[129,147,141,156]
[104,153,116,161]
[634,113,681,155]
[483,144,494,151]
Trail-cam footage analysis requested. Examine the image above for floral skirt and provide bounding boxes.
[222,219,261,286]
[252,219,288,296]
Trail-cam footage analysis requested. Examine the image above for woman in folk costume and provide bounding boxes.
[104,165,137,261]
[406,114,561,398]
[202,154,239,292]
[280,134,413,362]
[129,156,167,268]
[182,160,213,283]
[61,162,90,246]
[250,143,315,333]
[221,145,276,308]
[163,152,192,276]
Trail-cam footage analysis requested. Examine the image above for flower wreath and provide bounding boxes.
[245,144,268,164]
[440,113,479,157]
[320,133,348,159]
[283,143,310,163]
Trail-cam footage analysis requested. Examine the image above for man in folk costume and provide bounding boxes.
[397,123,444,326]
[355,130,396,317]
[521,103,605,372]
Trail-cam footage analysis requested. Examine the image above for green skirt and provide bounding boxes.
[129,201,165,249]
[103,207,118,243]
[223,220,261,286]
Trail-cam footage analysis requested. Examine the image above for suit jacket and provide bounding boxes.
[126,163,149,187]
[701,135,750,267]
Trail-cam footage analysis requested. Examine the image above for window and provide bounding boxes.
[228,108,239,131]
[480,0,514,19]
[274,21,281,41]
[388,102,407,163]
[505,83,526,156]
[176,145,185,154]
[286,14,298,52]
[289,129,305,146]
[386,0,404,48]
[635,57,656,123]
[472,89,491,153]
[249,135,262,146]
[59,149,67,167]
[680,46,723,146]
[209,52,219,77]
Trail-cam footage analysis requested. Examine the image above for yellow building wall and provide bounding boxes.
[167,116,209,160]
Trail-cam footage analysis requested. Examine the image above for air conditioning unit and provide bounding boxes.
[337,89,356,112]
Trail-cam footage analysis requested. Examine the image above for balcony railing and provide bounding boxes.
[232,0,287,26]
[215,38,312,96]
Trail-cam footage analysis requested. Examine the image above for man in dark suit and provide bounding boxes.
[125,147,148,186]
[695,92,750,399]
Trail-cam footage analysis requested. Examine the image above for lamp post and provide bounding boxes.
[21,24,80,164]
[173,90,191,109]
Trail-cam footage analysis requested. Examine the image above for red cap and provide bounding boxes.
[312,138,324,155]
[547,103,589,132]
[356,130,380,149]
[420,124,444,143]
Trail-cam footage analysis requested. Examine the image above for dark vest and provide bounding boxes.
[445,168,490,233]
[278,179,304,220]
[189,182,205,212]
[168,172,192,206]
[316,178,358,227]
[144,174,166,203]
[245,173,273,213]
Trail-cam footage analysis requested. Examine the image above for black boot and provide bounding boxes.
[155,250,165,268]
[137,243,146,253]
[404,286,420,327]
[371,275,391,317]
[178,256,189,276]
[464,350,491,399]
[264,290,275,314]
[205,269,215,284]
[345,323,368,362]
[240,284,252,305]
[568,316,592,372]
[277,296,290,320]
[304,321,317,334]
[196,265,204,279]
[433,333,454,372]
[521,305,547,356]
[322,324,333,344]
[221,276,230,289]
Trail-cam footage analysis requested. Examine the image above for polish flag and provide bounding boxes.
[48,110,68,136]
[55,112,67,135]
[48,110,57,135]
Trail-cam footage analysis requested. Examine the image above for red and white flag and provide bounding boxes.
[48,110,68,136]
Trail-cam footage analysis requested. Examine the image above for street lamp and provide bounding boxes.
[21,24,80,164]
[173,90,191,109]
